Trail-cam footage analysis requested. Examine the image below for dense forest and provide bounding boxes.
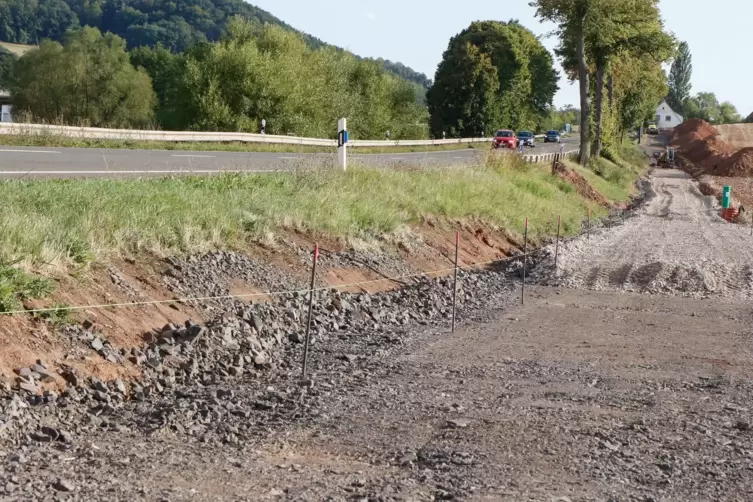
[0,0,432,88]
[4,21,428,138]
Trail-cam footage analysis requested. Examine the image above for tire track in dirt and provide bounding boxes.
[542,169,753,298]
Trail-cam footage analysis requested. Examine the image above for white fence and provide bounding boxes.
[0,122,492,148]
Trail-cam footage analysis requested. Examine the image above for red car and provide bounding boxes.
[492,130,517,149]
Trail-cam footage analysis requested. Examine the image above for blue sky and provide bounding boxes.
[251,0,752,117]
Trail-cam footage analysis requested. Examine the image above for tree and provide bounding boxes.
[8,27,156,127]
[0,46,17,87]
[428,42,501,138]
[427,20,558,138]
[37,0,79,40]
[683,93,741,124]
[532,0,593,166]
[719,101,741,124]
[547,0,674,158]
[612,51,668,140]
[172,19,426,138]
[685,92,720,122]
[130,44,191,130]
[666,41,692,114]
[1,0,431,89]
[0,0,78,44]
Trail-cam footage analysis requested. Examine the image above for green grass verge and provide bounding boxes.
[0,153,642,269]
[0,262,53,312]
[0,133,487,155]
[565,145,648,202]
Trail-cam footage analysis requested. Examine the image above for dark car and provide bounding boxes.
[544,130,561,143]
[492,130,517,149]
[517,131,535,147]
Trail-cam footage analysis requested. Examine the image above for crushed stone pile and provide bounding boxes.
[1,251,541,447]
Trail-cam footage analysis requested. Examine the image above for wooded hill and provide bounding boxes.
[0,0,431,88]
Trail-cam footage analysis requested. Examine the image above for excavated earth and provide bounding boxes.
[2,168,753,501]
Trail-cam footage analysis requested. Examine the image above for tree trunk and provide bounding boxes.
[577,12,590,167]
[607,73,614,111]
[592,61,604,159]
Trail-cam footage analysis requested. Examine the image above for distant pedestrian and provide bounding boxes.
[519,139,525,154]
[261,119,266,135]
[386,130,391,140]
[560,142,565,155]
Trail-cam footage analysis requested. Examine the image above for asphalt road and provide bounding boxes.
[0,139,577,179]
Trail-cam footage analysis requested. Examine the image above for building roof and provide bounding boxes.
[0,41,35,56]
[657,99,683,122]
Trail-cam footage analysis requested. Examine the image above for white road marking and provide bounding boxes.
[0,169,282,175]
[391,158,405,161]
[278,156,300,160]
[170,154,216,158]
[0,149,61,154]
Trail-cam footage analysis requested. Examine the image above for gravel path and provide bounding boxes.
[551,169,753,298]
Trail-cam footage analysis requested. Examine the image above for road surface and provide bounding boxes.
[0,139,577,178]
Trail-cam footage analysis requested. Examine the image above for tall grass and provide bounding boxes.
[564,145,647,202]
[0,150,646,269]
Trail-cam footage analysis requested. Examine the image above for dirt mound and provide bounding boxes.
[713,147,753,177]
[716,123,753,150]
[670,119,746,175]
[552,161,610,207]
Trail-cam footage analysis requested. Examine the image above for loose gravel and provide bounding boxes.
[538,169,753,298]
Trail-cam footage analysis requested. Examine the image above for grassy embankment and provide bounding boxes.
[0,146,646,310]
[0,132,487,155]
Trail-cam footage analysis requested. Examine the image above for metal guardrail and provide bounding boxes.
[521,149,580,163]
[0,123,493,148]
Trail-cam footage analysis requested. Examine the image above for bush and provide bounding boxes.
[8,27,156,128]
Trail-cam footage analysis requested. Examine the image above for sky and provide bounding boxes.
[251,0,753,118]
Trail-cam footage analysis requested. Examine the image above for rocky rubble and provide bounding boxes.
[0,255,521,454]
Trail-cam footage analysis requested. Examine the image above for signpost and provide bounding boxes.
[338,118,348,171]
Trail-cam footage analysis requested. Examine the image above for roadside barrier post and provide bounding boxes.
[554,215,561,273]
[521,218,528,305]
[337,118,348,171]
[452,232,460,333]
[302,244,319,378]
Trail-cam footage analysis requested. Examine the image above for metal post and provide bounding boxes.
[554,215,561,273]
[301,244,319,378]
[521,218,528,305]
[452,231,460,333]
[337,118,348,171]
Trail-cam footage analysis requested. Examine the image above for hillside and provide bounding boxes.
[0,0,431,88]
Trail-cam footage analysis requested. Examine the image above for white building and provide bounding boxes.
[655,99,683,130]
[0,104,11,123]
[0,90,11,123]
[0,42,36,123]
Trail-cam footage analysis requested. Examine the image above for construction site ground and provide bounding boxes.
[4,168,753,501]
